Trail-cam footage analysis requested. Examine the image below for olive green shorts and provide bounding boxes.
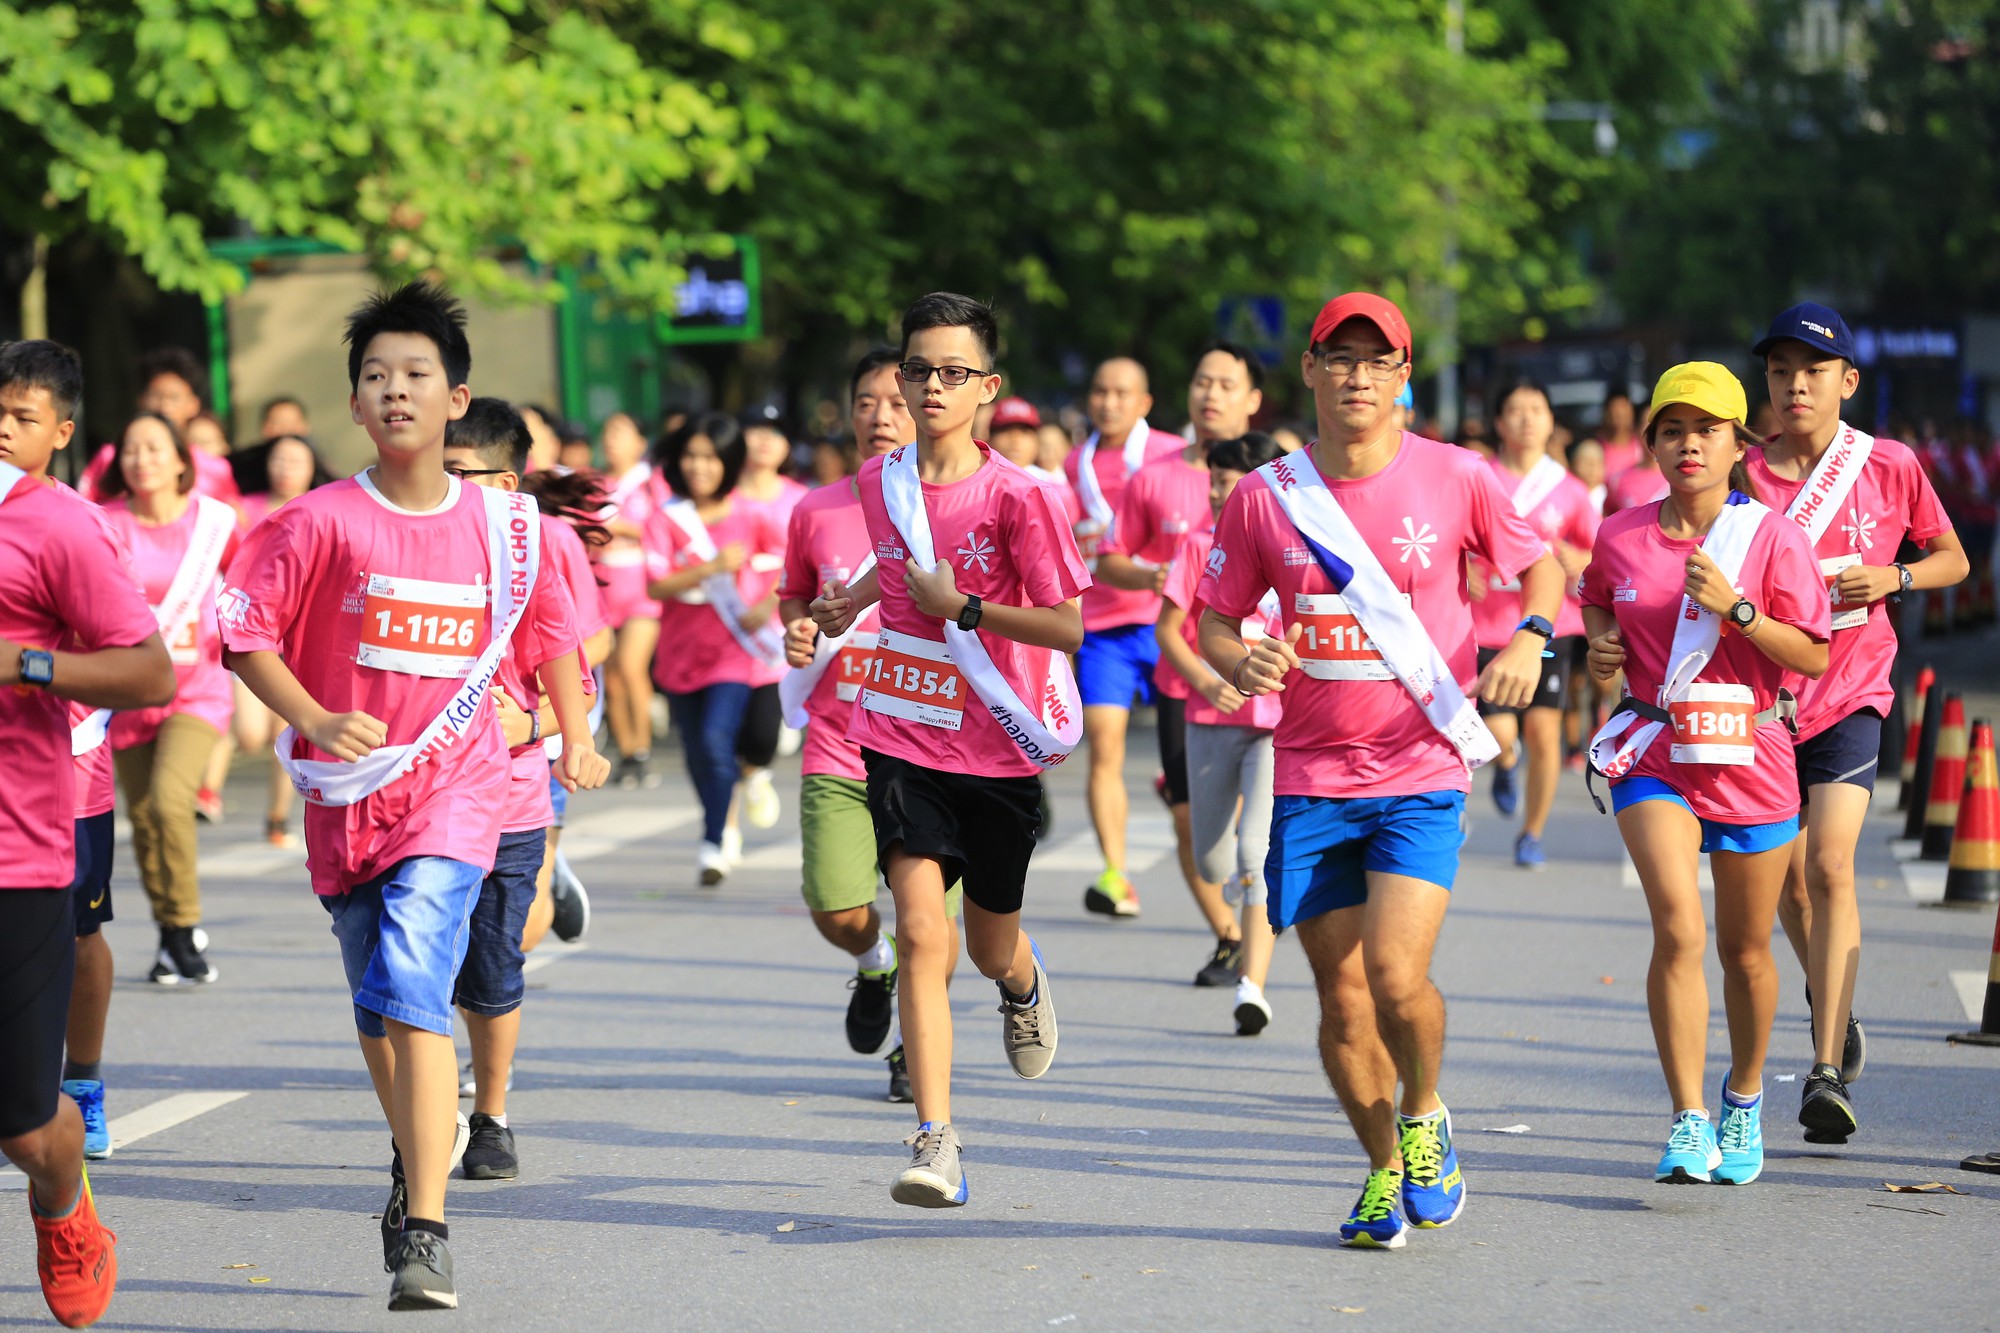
[801,774,959,918]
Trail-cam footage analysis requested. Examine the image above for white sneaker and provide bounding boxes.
[775,725,803,759]
[698,841,729,887]
[743,769,781,829]
[459,1059,514,1098]
[1233,979,1272,1036]
[720,825,743,868]
[449,1111,471,1173]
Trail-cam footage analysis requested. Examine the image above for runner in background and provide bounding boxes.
[1067,356,1186,919]
[1582,363,1828,1186]
[1745,304,1968,1144]
[79,349,241,510]
[1469,380,1598,868]
[597,411,665,790]
[256,395,312,444]
[97,413,239,985]
[1592,387,1645,478]
[1101,341,1263,982]
[1570,437,1609,514]
[643,413,785,887]
[732,417,810,841]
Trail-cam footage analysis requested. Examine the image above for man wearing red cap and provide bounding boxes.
[1196,294,1561,1248]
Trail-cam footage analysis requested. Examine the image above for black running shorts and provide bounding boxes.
[1475,636,1580,718]
[0,889,77,1138]
[862,748,1043,915]
[1156,696,1190,807]
[1797,708,1883,803]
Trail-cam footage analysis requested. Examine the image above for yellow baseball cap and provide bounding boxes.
[1647,361,1747,425]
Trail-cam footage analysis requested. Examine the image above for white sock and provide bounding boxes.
[857,935,895,974]
[485,1113,508,1128]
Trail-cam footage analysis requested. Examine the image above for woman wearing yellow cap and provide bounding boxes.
[1578,363,1829,1186]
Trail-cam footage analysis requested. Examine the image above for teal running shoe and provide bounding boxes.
[1656,1111,1721,1183]
[1715,1090,1764,1185]
[1338,1168,1407,1249]
[61,1080,110,1160]
[1398,1106,1466,1227]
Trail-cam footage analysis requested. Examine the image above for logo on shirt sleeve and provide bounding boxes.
[216,585,250,629]
[1205,546,1227,576]
[1614,576,1637,603]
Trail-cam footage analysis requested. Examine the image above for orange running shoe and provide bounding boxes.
[32,1169,117,1329]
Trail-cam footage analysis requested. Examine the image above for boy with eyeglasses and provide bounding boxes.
[811,292,1089,1207]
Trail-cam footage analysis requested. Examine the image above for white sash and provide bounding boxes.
[1074,418,1152,551]
[1777,426,1874,631]
[660,500,785,666]
[153,495,235,665]
[1258,454,1499,768]
[877,445,1083,767]
[1588,496,1770,779]
[779,552,879,729]
[1511,454,1569,519]
[274,486,540,807]
[0,460,23,501]
[601,463,652,568]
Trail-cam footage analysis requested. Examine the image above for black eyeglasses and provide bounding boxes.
[445,466,510,479]
[899,362,991,388]
[1317,352,1408,382]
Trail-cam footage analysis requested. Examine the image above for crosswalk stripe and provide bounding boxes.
[1,1091,249,1188]
[1951,970,1986,1023]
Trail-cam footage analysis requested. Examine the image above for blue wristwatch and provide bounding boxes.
[1515,615,1555,641]
[18,647,54,687]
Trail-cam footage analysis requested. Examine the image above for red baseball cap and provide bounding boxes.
[1309,293,1413,357]
[989,396,1041,430]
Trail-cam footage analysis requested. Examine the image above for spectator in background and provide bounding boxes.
[558,420,594,474]
[1591,388,1643,476]
[257,395,310,443]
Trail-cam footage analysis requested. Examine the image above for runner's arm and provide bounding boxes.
[1583,607,1624,685]
[224,647,386,761]
[810,565,880,637]
[1682,549,1827,678]
[780,598,818,669]
[581,626,613,671]
[1474,549,1565,709]
[648,552,732,600]
[535,649,609,791]
[1834,527,1968,605]
[0,634,175,709]
[1197,607,1299,697]
[903,558,1083,651]
[1096,551,1168,593]
[1156,603,1240,712]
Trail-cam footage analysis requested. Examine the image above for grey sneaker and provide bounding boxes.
[386,1231,458,1310]
[550,852,589,942]
[891,1122,967,1208]
[998,939,1057,1080]
[379,1150,406,1267]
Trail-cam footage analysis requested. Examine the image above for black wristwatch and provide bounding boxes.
[1894,562,1913,594]
[17,647,53,688]
[957,594,983,632]
[1515,615,1555,641]
[1727,597,1758,629]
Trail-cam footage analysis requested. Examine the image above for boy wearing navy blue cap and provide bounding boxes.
[1745,302,1969,1144]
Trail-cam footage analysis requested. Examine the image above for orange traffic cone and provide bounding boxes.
[1921,694,1969,862]
[1898,665,1935,811]
[1944,720,2000,906]
[1948,885,2000,1048]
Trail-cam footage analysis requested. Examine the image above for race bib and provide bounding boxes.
[1668,683,1757,766]
[1820,554,1868,632]
[834,631,880,703]
[1074,520,1105,568]
[1292,592,1394,681]
[167,617,200,667]
[358,574,488,679]
[859,628,967,730]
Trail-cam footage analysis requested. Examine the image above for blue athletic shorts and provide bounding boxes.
[1077,622,1160,709]
[71,811,114,937]
[322,856,486,1038]
[1264,790,1467,930]
[1610,776,1800,854]
[453,830,547,1018]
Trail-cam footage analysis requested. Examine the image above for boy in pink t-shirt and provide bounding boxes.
[1196,293,1561,1250]
[1745,303,1969,1145]
[220,284,604,1312]
[0,338,175,1329]
[811,294,1089,1209]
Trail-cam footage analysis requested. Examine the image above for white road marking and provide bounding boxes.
[523,942,588,975]
[1034,813,1173,875]
[736,839,803,871]
[1952,970,1989,1024]
[1620,858,1714,891]
[1890,838,1923,863]
[1901,862,1948,903]
[1,1092,249,1189]
[561,806,697,864]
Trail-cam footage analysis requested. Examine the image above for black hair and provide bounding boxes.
[1493,377,1554,417]
[99,412,194,499]
[654,410,746,500]
[1193,339,1264,392]
[1603,386,1634,409]
[557,419,591,449]
[900,292,999,368]
[445,396,532,474]
[259,394,305,422]
[521,469,612,565]
[343,280,471,389]
[136,347,208,407]
[851,347,902,400]
[0,339,84,422]
[1206,431,1284,474]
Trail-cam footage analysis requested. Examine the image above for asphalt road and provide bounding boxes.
[5,703,1999,1331]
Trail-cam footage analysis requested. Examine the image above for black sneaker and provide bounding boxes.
[1799,1063,1857,1144]
[386,1231,457,1311]
[846,968,896,1054]
[550,854,589,943]
[161,926,218,984]
[1193,938,1244,988]
[147,938,179,986]
[380,1148,406,1267]
[461,1113,518,1180]
[615,755,642,790]
[885,1045,913,1103]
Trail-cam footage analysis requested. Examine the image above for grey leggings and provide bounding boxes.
[1185,721,1275,907]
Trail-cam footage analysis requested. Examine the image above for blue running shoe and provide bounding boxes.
[61,1080,110,1160]
[1491,761,1520,817]
[1513,831,1545,869]
[1716,1089,1764,1185]
[1656,1111,1721,1183]
[1338,1168,1407,1249]
[1398,1106,1466,1227]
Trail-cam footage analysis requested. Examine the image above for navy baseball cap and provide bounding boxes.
[1753,302,1856,362]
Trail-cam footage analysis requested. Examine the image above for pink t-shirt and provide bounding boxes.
[1605,462,1668,515]
[1469,457,1599,646]
[81,442,242,508]
[847,445,1092,779]
[1105,453,1215,700]
[599,465,663,626]
[1600,437,1646,478]
[732,476,808,688]
[1198,435,1547,800]
[778,480,874,782]
[62,487,135,820]
[218,474,536,895]
[1163,531,1283,730]
[1065,427,1187,631]
[1744,434,1951,741]
[0,476,160,889]
[100,498,241,748]
[642,497,785,695]
[498,513,595,834]
[1579,501,1831,824]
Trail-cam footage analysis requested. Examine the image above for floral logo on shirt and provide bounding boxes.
[1841,506,1876,550]
[1392,517,1438,568]
[958,531,994,574]
[216,585,250,629]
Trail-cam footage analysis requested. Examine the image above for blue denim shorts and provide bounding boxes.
[322,856,486,1038]
[453,830,547,1017]
[547,765,570,829]
[1265,790,1467,930]
[1610,776,1800,854]
[1077,622,1160,709]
